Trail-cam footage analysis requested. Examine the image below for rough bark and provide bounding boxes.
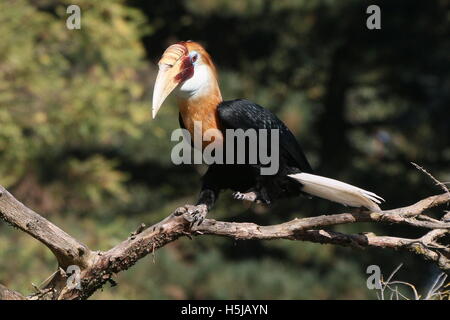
[0,184,449,300]
[0,284,26,300]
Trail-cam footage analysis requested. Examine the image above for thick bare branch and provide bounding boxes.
[56,193,450,299]
[0,186,95,268]
[0,284,26,300]
[0,183,449,300]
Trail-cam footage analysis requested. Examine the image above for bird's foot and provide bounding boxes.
[179,204,208,227]
[233,191,258,202]
[232,191,271,205]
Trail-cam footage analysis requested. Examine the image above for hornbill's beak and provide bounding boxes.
[152,43,190,119]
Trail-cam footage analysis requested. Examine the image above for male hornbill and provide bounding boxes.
[152,41,383,223]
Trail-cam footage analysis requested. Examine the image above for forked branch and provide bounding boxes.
[0,184,449,300]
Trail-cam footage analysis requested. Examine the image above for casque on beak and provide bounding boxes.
[152,43,190,119]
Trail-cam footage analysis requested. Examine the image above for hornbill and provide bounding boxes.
[152,41,383,224]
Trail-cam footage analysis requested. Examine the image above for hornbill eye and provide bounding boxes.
[190,51,199,63]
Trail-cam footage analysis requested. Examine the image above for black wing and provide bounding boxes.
[217,99,313,173]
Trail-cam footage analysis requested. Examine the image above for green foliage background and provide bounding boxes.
[0,0,449,299]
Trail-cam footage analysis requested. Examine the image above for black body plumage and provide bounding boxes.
[180,99,313,208]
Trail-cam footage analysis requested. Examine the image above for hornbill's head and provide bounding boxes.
[152,41,219,119]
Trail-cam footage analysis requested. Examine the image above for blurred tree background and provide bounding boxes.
[0,0,449,299]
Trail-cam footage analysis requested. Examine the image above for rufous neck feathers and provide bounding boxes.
[177,66,223,147]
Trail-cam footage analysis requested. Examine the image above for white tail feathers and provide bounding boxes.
[288,172,384,211]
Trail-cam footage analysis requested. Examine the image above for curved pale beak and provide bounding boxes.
[152,63,183,119]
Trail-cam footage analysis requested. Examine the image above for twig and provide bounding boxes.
[411,162,450,195]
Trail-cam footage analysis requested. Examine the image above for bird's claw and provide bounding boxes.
[232,191,257,202]
[182,204,208,227]
[232,191,271,204]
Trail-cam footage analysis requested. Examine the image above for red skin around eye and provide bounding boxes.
[175,55,194,82]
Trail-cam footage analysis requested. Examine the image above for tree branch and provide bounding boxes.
[0,183,449,300]
[0,186,95,269]
[0,284,26,300]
